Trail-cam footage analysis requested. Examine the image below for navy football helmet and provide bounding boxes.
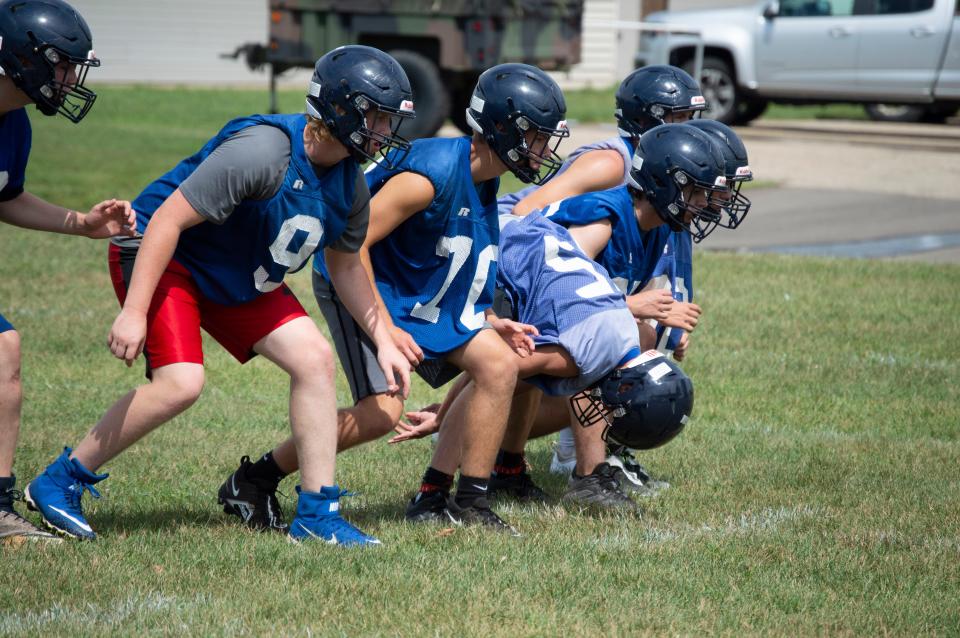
[688,119,752,230]
[306,45,415,168]
[465,63,569,185]
[627,123,728,242]
[571,351,693,450]
[615,65,706,140]
[0,0,99,122]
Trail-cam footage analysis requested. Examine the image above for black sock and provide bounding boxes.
[454,474,489,508]
[0,475,15,512]
[419,466,454,495]
[247,452,287,484]
[494,450,525,476]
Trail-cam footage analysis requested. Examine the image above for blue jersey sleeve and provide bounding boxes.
[0,109,31,202]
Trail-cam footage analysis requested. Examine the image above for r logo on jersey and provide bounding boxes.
[457,207,470,217]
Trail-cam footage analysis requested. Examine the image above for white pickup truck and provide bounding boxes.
[635,0,960,124]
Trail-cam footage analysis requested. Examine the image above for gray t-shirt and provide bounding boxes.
[118,125,370,253]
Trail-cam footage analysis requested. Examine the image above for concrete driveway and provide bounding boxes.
[521,119,960,264]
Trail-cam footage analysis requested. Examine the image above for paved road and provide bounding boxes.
[441,118,960,264]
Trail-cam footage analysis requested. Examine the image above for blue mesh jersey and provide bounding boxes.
[132,114,358,306]
[1,108,33,334]
[358,136,500,360]
[498,213,640,396]
[649,231,694,354]
[541,185,672,296]
[497,136,633,216]
[0,108,30,203]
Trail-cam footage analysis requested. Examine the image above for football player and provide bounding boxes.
[0,0,135,542]
[223,63,569,535]
[25,46,413,546]
[391,209,697,514]
[496,65,708,489]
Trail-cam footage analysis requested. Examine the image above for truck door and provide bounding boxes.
[756,0,860,95]
[856,0,953,98]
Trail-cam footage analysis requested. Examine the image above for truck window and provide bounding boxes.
[867,0,935,13]
[779,0,855,16]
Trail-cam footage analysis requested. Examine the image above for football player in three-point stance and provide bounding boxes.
[495,65,713,496]
[0,0,135,543]
[223,63,569,535]
[26,45,414,546]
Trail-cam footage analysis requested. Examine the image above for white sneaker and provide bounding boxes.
[606,445,670,496]
[549,445,577,475]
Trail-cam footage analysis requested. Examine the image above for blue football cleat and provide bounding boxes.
[25,448,107,540]
[288,485,380,547]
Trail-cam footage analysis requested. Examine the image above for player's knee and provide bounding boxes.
[472,354,519,393]
[157,367,205,410]
[289,334,336,384]
[0,331,22,387]
[363,396,403,435]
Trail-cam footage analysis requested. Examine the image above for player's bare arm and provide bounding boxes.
[0,192,135,238]
[511,150,625,216]
[565,219,614,260]
[107,189,204,366]
[361,171,436,363]
[326,247,412,398]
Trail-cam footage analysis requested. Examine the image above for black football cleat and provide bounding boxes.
[218,456,288,533]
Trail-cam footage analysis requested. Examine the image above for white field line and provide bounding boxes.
[0,592,209,634]
[589,504,826,548]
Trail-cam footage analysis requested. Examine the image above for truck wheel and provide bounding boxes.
[686,56,740,124]
[864,103,926,123]
[389,49,450,139]
[734,98,768,125]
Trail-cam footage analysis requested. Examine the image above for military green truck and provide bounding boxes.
[227,0,583,138]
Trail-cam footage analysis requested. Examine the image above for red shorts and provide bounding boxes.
[108,244,307,370]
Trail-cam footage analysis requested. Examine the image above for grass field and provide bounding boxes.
[1,87,959,636]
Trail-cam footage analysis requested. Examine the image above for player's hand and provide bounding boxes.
[388,405,441,444]
[107,308,147,367]
[626,289,674,322]
[376,341,411,400]
[390,325,423,367]
[490,317,538,358]
[673,332,690,362]
[660,301,702,332]
[82,199,136,239]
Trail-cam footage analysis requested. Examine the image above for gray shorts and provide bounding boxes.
[312,272,462,402]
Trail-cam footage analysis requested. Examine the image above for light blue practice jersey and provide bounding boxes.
[498,213,639,396]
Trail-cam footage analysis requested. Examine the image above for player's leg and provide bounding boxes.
[218,272,404,532]
[0,325,57,542]
[252,317,378,546]
[432,329,519,532]
[0,327,21,480]
[488,383,547,502]
[562,397,637,511]
[26,248,206,539]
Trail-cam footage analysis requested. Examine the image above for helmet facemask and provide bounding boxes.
[345,93,414,169]
[307,87,414,169]
[502,114,569,185]
[717,167,752,230]
[661,170,728,243]
[33,45,99,123]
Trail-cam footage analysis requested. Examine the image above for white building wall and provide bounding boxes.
[72,0,752,90]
